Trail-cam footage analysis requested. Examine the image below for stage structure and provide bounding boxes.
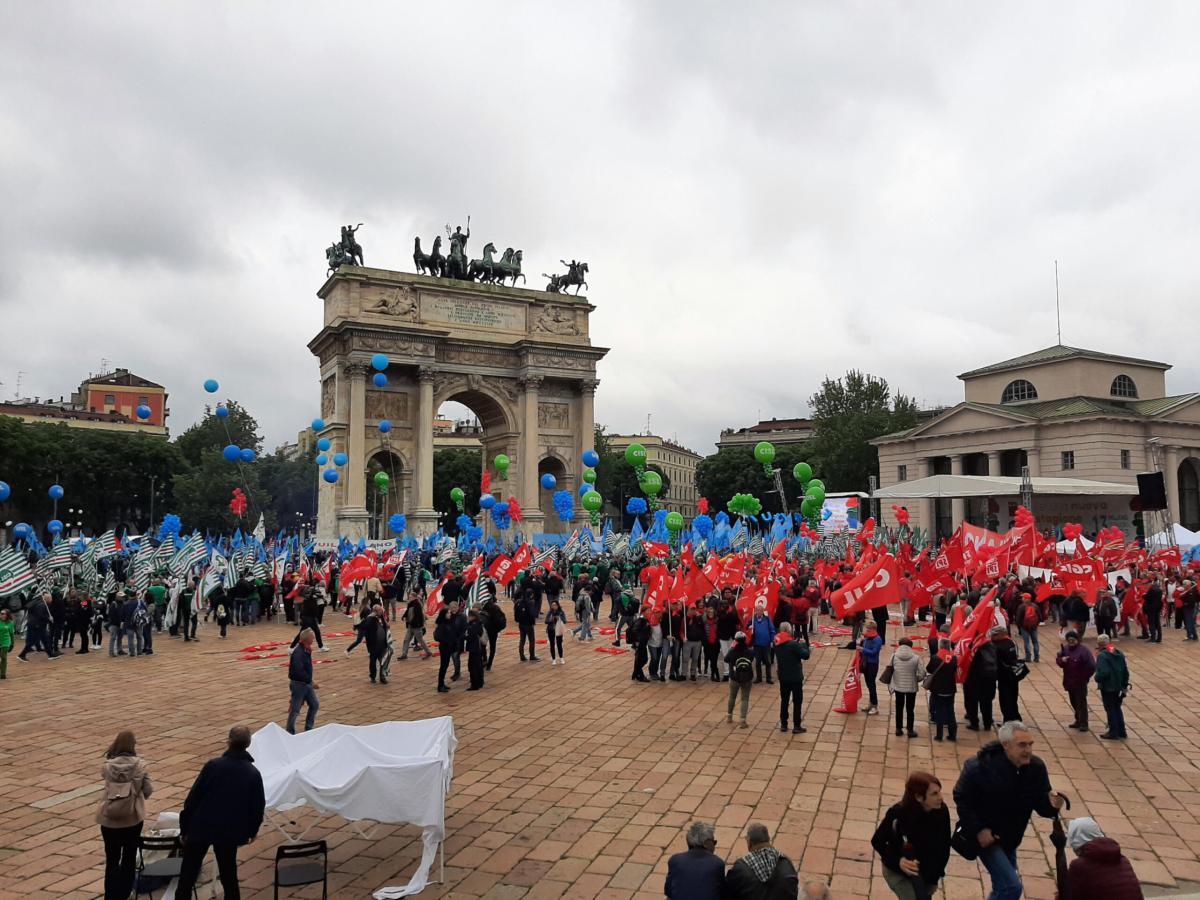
[309,265,606,539]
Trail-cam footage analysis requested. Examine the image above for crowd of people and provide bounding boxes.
[9,540,1181,898]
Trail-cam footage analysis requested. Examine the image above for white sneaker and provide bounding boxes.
[560,658,565,665]
[319,646,331,653]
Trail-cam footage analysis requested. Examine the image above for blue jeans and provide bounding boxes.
[124,626,139,656]
[574,611,592,640]
[649,644,663,677]
[979,845,1022,900]
[108,626,121,655]
[1184,607,1197,639]
[287,681,319,733]
[1020,628,1039,661]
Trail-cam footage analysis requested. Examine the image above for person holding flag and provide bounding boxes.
[774,622,810,733]
[859,622,884,715]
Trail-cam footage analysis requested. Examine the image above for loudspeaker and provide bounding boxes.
[1137,472,1167,510]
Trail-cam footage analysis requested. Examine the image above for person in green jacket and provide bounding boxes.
[1094,637,1130,740]
[774,622,812,733]
[0,608,14,678]
[146,579,168,632]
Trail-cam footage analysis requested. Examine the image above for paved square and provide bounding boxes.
[3,612,1198,898]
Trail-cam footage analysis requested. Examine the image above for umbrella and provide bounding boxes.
[1049,792,1072,899]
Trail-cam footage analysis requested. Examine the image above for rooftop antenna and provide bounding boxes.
[15,370,26,399]
[1054,260,1062,345]
[645,413,652,436]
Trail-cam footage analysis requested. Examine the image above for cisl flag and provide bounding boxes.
[831,554,901,618]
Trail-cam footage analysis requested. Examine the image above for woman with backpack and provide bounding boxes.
[871,771,951,900]
[545,599,569,665]
[725,631,754,728]
[97,730,154,900]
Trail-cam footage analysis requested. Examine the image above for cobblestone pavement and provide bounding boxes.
[3,611,1199,898]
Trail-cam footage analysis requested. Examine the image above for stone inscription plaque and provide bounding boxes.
[421,294,525,332]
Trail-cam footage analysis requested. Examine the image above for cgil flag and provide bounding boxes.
[831,554,902,619]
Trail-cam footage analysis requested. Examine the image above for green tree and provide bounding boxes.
[695,443,812,516]
[433,448,482,533]
[174,400,261,466]
[173,454,265,534]
[257,450,317,535]
[807,370,918,492]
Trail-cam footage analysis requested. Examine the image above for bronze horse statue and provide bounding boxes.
[544,260,589,295]
[487,248,525,286]
[467,242,498,282]
[413,235,445,276]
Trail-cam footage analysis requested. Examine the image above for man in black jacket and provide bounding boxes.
[723,822,798,899]
[434,599,466,692]
[1143,577,1164,642]
[513,590,539,662]
[17,592,58,661]
[953,722,1064,900]
[479,591,506,670]
[290,586,326,650]
[964,636,998,731]
[175,725,267,900]
[346,604,390,683]
[629,613,651,682]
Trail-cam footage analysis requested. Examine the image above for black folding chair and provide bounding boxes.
[274,839,328,899]
[135,834,184,899]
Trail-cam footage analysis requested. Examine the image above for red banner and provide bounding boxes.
[834,650,863,713]
[831,554,901,618]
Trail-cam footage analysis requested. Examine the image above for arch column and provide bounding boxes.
[336,364,370,540]
[411,366,439,536]
[519,376,546,533]
[950,454,965,530]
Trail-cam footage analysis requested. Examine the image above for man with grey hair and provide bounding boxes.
[953,721,1064,900]
[664,821,724,899]
[724,822,799,898]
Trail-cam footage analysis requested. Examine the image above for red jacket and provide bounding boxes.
[1067,838,1142,899]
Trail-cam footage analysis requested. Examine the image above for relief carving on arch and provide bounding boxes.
[365,390,410,421]
[320,376,336,419]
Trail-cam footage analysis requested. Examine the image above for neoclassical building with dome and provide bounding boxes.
[872,345,1200,539]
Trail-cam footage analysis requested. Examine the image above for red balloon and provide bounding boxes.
[846,497,859,509]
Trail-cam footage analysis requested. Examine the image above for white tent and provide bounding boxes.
[872,474,1134,499]
[251,717,457,898]
[1147,523,1200,549]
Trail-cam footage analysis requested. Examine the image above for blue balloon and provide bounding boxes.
[215,405,229,419]
[388,513,407,535]
[316,454,328,466]
[821,508,832,520]
[203,378,219,393]
[378,419,392,434]
[240,448,256,463]
[47,519,63,534]
[222,444,241,462]
[0,481,9,502]
[372,372,388,388]
[136,405,152,420]
[13,523,31,540]
[582,449,600,468]
[494,501,510,515]
[479,494,496,510]
[323,469,340,484]
[312,418,326,432]
[333,452,348,466]
[316,437,332,452]
[48,484,64,500]
[371,353,388,371]
[540,473,557,490]
[579,483,591,497]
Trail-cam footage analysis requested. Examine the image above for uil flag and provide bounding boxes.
[834,649,863,714]
[831,554,901,618]
[425,573,450,617]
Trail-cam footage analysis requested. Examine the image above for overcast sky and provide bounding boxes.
[5,2,1200,456]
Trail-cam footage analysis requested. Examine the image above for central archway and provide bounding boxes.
[366,449,406,540]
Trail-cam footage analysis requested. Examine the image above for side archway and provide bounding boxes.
[1179,457,1200,532]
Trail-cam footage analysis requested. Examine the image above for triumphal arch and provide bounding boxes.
[309,263,607,540]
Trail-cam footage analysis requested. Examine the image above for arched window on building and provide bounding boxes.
[1110,374,1138,398]
[1001,379,1038,403]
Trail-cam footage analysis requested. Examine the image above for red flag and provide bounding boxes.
[680,542,696,572]
[702,554,724,587]
[644,569,670,612]
[685,567,716,604]
[644,541,670,559]
[492,544,531,587]
[834,650,863,713]
[831,554,901,619]
[486,554,512,580]
[1151,547,1182,568]
[425,574,450,616]
[718,555,746,589]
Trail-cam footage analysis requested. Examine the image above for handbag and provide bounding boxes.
[921,657,945,691]
[1010,660,1030,681]
[879,662,895,685]
[950,820,979,860]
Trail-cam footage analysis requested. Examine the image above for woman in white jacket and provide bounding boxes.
[889,638,924,738]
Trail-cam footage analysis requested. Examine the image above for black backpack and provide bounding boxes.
[732,652,754,684]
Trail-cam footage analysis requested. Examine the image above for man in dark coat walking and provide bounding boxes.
[175,726,267,900]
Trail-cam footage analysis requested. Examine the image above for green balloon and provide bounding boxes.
[665,511,684,532]
[581,490,603,513]
[805,484,825,504]
[753,441,776,466]
[373,471,389,487]
[625,443,647,467]
[640,470,663,496]
[800,497,818,518]
[494,453,510,472]
[450,487,465,504]
[793,462,812,483]
[806,479,825,495]
[583,469,597,484]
